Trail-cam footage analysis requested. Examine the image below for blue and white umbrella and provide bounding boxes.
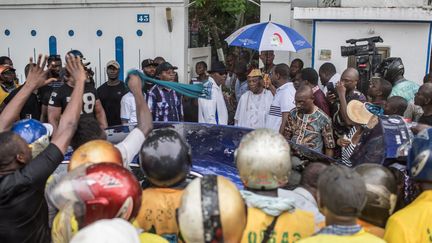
[225,22,311,52]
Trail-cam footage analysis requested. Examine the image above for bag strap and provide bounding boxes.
[261,215,279,243]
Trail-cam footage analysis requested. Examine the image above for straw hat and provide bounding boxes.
[347,100,374,125]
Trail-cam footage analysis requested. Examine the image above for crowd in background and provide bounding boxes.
[0,49,431,243]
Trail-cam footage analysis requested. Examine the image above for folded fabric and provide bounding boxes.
[241,190,296,217]
[125,69,212,99]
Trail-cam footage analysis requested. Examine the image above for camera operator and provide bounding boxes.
[327,68,366,147]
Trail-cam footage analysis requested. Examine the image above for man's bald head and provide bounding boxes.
[341,68,360,92]
[295,85,315,114]
[301,162,328,189]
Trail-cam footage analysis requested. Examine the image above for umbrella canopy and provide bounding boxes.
[225,22,311,52]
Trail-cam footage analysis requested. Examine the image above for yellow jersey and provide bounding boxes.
[299,229,385,243]
[52,211,167,243]
[357,219,385,238]
[0,83,18,104]
[134,187,184,242]
[240,207,315,243]
[384,190,432,243]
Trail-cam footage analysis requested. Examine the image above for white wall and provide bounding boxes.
[341,0,425,8]
[313,21,431,83]
[0,2,188,85]
[260,0,292,65]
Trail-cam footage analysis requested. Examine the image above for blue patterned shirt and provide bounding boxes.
[147,85,183,122]
[316,224,362,236]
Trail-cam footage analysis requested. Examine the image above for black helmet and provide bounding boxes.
[376,57,404,83]
[354,164,397,228]
[139,129,192,187]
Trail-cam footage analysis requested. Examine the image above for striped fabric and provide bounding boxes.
[269,105,282,117]
[341,127,357,167]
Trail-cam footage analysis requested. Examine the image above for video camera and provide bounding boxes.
[340,36,384,95]
[341,36,383,57]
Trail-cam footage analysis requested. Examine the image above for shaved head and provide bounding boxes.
[296,85,314,98]
[342,68,359,81]
[341,68,360,92]
[301,162,328,189]
[295,85,315,114]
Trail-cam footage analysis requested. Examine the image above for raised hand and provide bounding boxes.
[128,74,143,95]
[26,54,56,89]
[65,54,87,85]
[336,81,346,97]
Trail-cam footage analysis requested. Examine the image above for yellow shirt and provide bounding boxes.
[139,232,169,243]
[357,219,385,238]
[134,188,184,241]
[299,229,385,243]
[384,190,432,243]
[240,207,315,243]
[0,83,18,104]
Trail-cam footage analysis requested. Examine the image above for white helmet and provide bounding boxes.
[235,129,292,190]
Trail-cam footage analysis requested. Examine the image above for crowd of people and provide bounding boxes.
[0,49,431,243]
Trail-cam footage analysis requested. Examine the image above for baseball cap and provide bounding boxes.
[318,165,367,217]
[106,60,120,69]
[155,62,178,76]
[142,58,158,68]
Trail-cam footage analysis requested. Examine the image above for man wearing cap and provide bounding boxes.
[234,69,273,129]
[198,61,228,125]
[299,165,385,243]
[141,58,158,93]
[0,64,19,104]
[284,86,335,157]
[97,60,127,126]
[147,62,183,122]
[48,51,108,132]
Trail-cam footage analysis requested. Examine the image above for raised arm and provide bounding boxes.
[128,74,153,136]
[50,55,87,154]
[0,55,54,132]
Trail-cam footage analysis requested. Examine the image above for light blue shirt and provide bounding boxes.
[235,78,249,102]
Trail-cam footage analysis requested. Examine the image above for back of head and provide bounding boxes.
[69,140,123,171]
[0,131,23,170]
[71,116,106,150]
[139,129,192,187]
[318,165,367,217]
[0,56,12,65]
[154,56,166,65]
[373,77,393,99]
[235,129,291,190]
[70,219,140,243]
[408,128,432,183]
[377,57,405,83]
[319,62,336,76]
[386,96,408,116]
[178,175,246,243]
[354,164,397,227]
[300,162,328,189]
[301,68,319,86]
[274,63,290,80]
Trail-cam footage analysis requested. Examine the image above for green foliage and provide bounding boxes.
[194,0,246,15]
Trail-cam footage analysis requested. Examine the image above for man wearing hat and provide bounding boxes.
[299,165,385,243]
[141,58,158,93]
[0,64,19,104]
[234,69,273,129]
[198,61,228,125]
[147,62,183,122]
[97,60,127,126]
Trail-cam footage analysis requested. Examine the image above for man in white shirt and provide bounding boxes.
[198,61,228,125]
[235,69,273,129]
[265,63,296,133]
[120,92,138,124]
[319,62,341,94]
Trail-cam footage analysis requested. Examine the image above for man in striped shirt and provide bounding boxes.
[147,62,183,122]
[265,63,296,133]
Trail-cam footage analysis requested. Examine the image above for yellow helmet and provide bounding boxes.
[69,140,123,171]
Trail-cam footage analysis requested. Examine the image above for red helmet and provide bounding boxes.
[50,163,142,228]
